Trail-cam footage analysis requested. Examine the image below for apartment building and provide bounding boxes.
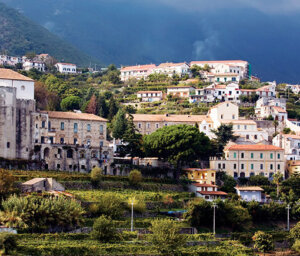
[210,144,285,179]
[153,62,190,77]
[273,133,300,160]
[120,64,156,81]
[167,86,195,98]
[137,91,163,102]
[55,63,77,74]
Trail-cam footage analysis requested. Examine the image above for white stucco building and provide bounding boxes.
[55,63,77,74]
[120,64,156,81]
[273,133,300,160]
[167,86,195,98]
[153,62,190,77]
[137,91,163,102]
[23,61,45,72]
[0,68,34,100]
[255,97,287,121]
[235,186,265,202]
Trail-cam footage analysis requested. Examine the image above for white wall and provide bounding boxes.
[0,79,34,100]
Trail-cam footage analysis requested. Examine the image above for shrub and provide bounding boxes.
[121,231,138,241]
[149,219,186,255]
[292,240,300,253]
[90,215,119,242]
[0,232,17,255]
[129,169,142,186]
[91,193,125,219]
[90,167,103,185]
[290,221,300,243]
[252,231,274,253]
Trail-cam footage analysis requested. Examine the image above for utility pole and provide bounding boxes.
[131,199,134,232]
[286,204,291,231]
[212,202,218,235]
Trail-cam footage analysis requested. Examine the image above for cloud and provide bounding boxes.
[43,21,55,31]
[193,31,220,60]
[156,0,300,14]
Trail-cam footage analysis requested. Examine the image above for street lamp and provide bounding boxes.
[130,198,135,232]
[212,202,218,235]
[286,204,291,231]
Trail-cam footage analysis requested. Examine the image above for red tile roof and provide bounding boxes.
[42,111,107,122]
[226,144,283,151]
[235,186,264,191]
[132,114,207,122]
[121,64,156,72]
[273,106,287,113]
[197,191,228,195]
[137,91,162,94]
[191,60,248,65]
[56,63,76,66]
[157,62,188,68]
[192,183,217,187]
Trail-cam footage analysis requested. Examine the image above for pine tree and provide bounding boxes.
[98,96,108,118]
[112,109,127,139]
[108,97,118,121]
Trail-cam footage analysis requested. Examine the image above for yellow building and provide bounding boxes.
[210,144,285,179]
[184,168,216,185]
[287,160,300,176]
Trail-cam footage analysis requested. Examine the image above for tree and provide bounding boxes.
[273,120,279,135]
[283,127,291,134]
[216,171,237,193]
[90,167,103,185]
[108,97,118,121]
[129,169,142,186]
[289,221,300,243]
[98,96,108,118]
[149,219,186,255]
[252,231,274,253]
[273,172,283,198]
[249,175,270,186]
[85,95,98,114]
[90,215,119,242]
[60,96,81,111]
[25,52,36,60]
[0,169,16,199]
[112,109,127,139]
[211,124,238,154]
[143,125,211,179]
[121,114,144,157]
[0,233,17,255]
[190,65,201,78]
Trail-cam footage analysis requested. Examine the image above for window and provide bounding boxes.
[21,85,25,91]
[251,164,254,170]
[278,164,280,170]
[246,135,249,139]
[100,141,104,147]
[270,153,273,159]
[74,138,78,144]
[147,123,150,129]
[60,122,64,130]
[254,135,257,140]
[277,153,280,159]
[138,123,142,129]
[241,153,244,158]
[74,123,78,133]
[223,163,225,169]
[260,153,263,159]
[260,164,263,170]
[270,164,273,170]
[218,163,221,169]
[221,114,224,119]
[60,138,64,144]
[232,115,235,119]
[244,125,247,130]
[241,164,244,169]
[87,124,91,132]
[42,121,46,128]
[57,164,60,169]
[6,142,10,148]
[237,125,240,130]
[234,164,237,169]
[234,152,237,158]
[234,172,238,178]
[251,153,254,159]
[155,123,159,129]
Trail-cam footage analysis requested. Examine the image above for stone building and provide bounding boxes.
[33,111,112,173]
[0,68,35,160]
[21,178,65,193]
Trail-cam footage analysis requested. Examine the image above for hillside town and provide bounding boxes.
[0,56,300,255]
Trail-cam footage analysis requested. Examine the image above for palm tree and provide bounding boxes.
[272,172,283,198]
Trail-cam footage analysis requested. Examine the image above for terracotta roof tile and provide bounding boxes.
[227,144,283,151]
[42,111,108,122]
[273,106,287,113]
[235,186,264,191]
[137,91,162,94]
[0,68,33,81]
[132,114,206,122]
[121,64,156,72]
[197,191,228,195]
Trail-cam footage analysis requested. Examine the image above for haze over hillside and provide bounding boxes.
[0,2,98,66]
[2,0,300,82]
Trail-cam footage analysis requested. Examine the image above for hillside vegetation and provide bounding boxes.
[0,2,99,66]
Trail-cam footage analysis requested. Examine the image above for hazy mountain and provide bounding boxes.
[2,0,300,82]
[0,2,98,66]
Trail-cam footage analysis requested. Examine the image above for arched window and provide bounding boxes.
[250,172,255,177]
[44,148,50,158]
[234,172,238,178]
[240,172,245,178]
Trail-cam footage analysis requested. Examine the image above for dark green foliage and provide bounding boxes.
[108,97,118,121]
[0,3,96,66]
[112,108,127,139]
[290,221,300,243]
[90,215,119,242]
[144,125,212,169]
[90,167,103,185]
[60,95,82,111]
[216,171,237,193]
[0,233,17,255]
[211,124,238,155]
[248,175,270,186]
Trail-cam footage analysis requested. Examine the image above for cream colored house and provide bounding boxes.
[184,168,216,185]
[210,144,285,179]
[286,160,300,176]
[137,91,163,102]
[167,86,195,98]
[120,64,156,81]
